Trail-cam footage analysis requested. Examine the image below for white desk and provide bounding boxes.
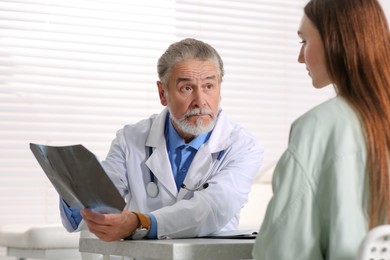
[79,238,254,260]
[0,224,81,260]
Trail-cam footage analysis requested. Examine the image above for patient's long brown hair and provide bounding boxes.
[304,0,390,228]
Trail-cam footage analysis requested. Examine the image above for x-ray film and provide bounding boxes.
[30,143,125,213]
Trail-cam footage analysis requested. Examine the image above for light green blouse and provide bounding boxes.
[253,96,368,260]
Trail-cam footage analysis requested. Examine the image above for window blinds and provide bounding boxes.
[0,0,175,224]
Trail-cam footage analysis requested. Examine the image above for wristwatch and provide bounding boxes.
[127,211,151,240]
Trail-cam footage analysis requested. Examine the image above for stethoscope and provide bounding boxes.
[146,147,225,198]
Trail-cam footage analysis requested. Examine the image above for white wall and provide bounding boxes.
[380,0,390,20]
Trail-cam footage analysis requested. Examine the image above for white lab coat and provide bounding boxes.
[61,108,263,239]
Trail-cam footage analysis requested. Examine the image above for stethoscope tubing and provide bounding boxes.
[146,147,225,197]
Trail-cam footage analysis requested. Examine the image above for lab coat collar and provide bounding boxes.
[177,109,234,200]
[206,109,233,152]
[145,109,177,198]
[145,108,168,148]
[145,108,233,199]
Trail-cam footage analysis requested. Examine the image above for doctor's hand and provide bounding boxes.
[81,208,139,242]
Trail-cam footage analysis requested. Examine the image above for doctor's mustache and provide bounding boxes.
[184,108,213,118]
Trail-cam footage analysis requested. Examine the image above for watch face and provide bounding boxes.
[131,228,149,240]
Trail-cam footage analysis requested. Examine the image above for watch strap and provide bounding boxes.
[132,211,151,230]
[124,211,151,240]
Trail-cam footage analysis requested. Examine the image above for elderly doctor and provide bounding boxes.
[60,38,264,242]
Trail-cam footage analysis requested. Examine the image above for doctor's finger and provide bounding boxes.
[87,225,111,241]
[87,222,122,241]
[81,209,108,224]
[93,231,118,242]
[84,218,112,234]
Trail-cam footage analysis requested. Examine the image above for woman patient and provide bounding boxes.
[253,0,390,259]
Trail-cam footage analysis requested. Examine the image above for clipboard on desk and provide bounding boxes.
[30,143,125,213]
[201,229,258,239]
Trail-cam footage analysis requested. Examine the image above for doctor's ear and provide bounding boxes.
[157,81,168,106]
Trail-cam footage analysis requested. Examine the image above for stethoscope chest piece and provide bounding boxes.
[146,181,159,198]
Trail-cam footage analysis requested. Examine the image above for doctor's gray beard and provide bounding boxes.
[169,107,217,137]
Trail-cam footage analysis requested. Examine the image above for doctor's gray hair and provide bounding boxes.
[157,38,224,87]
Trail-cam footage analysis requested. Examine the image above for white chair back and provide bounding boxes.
[356,225,390,260]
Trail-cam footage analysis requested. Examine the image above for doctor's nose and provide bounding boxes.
[191,90,207,108]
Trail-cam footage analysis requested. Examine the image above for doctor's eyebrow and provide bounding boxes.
[203,75,217,81]
[176,75,217,85]
[176,77,191,84]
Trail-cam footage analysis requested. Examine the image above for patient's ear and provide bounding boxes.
[157,81,168,106]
